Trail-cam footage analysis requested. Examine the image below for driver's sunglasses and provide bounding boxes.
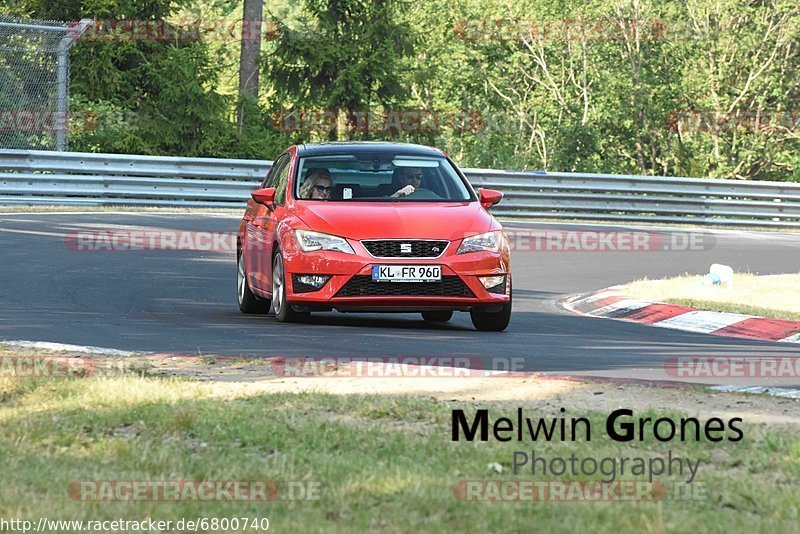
[314,185,332,194]
[405,173,423,180]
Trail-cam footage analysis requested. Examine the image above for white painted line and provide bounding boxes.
[561,296,593,315]
[580,290,624,305]
[587,299,651,317]
[653,310,753,334]
[0,228,70,238]
[563,287,799,346]
[709,385,800,399]
[562,293,592,308]
[1,340,144,357]
[504,220,800,240]
[779,332,800,343]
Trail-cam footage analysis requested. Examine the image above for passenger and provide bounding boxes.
[299,168,332,199]
[390,167,424,197]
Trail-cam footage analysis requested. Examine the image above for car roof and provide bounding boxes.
[296,142,444,158]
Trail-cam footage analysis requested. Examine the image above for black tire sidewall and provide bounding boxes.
[238,251,270,314]
[470,281,512,331]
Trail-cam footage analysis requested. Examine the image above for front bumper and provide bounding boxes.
[282,239,511,312]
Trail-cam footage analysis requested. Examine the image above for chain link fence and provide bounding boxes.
[0,16,90,151]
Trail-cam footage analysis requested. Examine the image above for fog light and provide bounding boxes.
[292,274,331,293]
[297,275,329,287]
[478,275,506,294]
[297,274,328,288]
[478,275,505,289]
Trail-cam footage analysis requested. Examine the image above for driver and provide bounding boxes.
[390,167,424,197]
[299,168,332,199]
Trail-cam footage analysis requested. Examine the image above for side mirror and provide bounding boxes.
[478,188,503,208]
[251,187,276,206]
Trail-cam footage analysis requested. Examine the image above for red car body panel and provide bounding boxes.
[292,202,495,240]
[238,143,511,313]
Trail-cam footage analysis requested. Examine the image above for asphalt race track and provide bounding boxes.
[1,212,799,387]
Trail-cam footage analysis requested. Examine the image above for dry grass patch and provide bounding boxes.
[625,273,800,321]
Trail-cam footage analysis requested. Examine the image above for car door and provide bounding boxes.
[244,152,292,293]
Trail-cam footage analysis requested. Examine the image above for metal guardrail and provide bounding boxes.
[2,148,800,227]
[0,150,268,208]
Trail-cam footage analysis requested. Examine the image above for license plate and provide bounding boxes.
[372,265,441,282]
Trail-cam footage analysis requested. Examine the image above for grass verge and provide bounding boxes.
[0,348,798,533]
[625,273,800,321]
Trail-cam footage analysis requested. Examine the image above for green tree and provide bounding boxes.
[264,0,414,140]
[2,0,289,157]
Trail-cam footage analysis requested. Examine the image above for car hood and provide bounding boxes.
[292,201,498,240]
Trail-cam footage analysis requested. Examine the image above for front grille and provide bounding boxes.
[361,240,449,258]
[335,276,475,298]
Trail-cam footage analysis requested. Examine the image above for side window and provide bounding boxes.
[261,154,289,189]
[272,154,293,205]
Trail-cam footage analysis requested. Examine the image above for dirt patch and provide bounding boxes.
[3,345,796,426]
[125,354,800,426]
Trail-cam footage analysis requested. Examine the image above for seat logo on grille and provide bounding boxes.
[400,243,412,253]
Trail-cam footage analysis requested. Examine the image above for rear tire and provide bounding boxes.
[272,251,310,323]
[421,311,453,323]
[238,252,270,314]
[470,283,511,331]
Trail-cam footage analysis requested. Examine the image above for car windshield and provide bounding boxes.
[294,153,474,202]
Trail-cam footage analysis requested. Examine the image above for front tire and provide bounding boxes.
[238,252,270,314]
[470,284,511,331]
[272,251,310,323]
[421,311,453,323]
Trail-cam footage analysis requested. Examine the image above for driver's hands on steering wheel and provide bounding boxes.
[390,184,416,197]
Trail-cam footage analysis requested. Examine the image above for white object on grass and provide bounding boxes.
[709,264,734,286]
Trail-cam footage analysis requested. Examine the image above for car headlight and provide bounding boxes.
[457,231,501,254]
[295,230,355,254]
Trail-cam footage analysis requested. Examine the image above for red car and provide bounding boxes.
[237,142,511,331]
